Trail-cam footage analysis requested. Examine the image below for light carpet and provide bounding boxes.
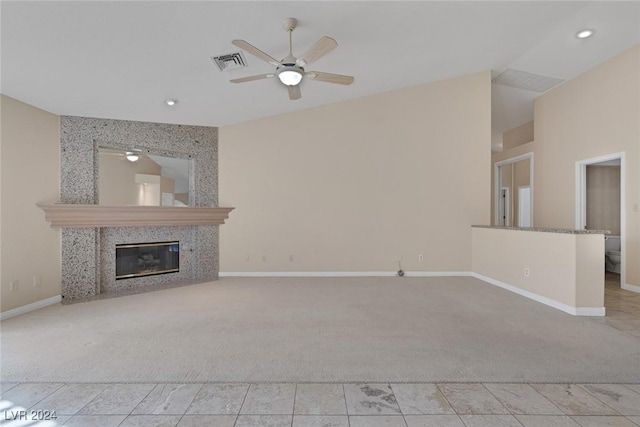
[1,276,639,383]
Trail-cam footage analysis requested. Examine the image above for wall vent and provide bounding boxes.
[493,69,564,93]
[211,52,248,72]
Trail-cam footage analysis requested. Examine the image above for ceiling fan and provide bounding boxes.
[230,18,354,100]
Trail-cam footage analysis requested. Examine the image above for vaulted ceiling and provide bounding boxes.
[2,1,639,151]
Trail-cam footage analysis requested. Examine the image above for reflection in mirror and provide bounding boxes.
[98,147,190,206]
[496,157,532,227]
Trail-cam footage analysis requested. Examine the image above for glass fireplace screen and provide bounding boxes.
[115,241,179,280]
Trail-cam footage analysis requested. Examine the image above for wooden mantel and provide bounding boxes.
[37,203,234,228]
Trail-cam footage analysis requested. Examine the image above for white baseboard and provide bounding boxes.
[219,271,471,278]
[0,295,62,321]
[470,273,605,317]
[622,283,640,293]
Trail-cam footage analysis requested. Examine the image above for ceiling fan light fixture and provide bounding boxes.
[277,68,303,86]
[126,152,140,162]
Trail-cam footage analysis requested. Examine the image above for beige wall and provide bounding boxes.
[472,227,604,311]
[503,121,534,151]
[586,165,621,235]
[534,44,640,286]
[1,95,61,312]
[219,72,491,272]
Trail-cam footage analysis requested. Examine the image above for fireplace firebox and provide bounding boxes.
[115,241,179,280]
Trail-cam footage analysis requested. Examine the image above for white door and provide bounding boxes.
[518,186,531,227]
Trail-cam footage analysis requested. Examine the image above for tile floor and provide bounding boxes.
[2,382,640,426]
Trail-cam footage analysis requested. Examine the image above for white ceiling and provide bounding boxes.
[2,1,639,152]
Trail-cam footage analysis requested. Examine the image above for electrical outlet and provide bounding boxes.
[245,255,250,262]
[418,254,424,262]
[524,267,530,277]
[33,275,41,287]
[262,255,267,262]
[289,255,294,262]
[9,280,19,293]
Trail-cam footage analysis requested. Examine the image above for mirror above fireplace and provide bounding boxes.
[98,147,191,206]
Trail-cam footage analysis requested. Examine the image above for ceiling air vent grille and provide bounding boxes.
[212,52,248,72]
[493,69,564,93]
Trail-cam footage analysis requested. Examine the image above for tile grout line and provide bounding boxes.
[233,383,251,426]
[479,382,514,416]
[291,383,297,427]
[175,383,205,427]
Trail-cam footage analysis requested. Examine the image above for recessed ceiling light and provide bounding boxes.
[165,99,177,106]
[576,29,595,39]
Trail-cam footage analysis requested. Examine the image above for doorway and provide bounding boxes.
[575,152,634,293]
[494,153,534,227]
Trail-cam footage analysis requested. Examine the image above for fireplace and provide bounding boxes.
[115,241,179,280]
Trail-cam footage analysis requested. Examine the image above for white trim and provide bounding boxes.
[575,152,626,288]
[470,273,605,317]
[219,271,472,278]
[494,152,534,227]
[575,307,607,316]
[622,283,640,294]
[0,295,62,321]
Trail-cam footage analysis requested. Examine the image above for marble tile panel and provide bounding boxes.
[348,415,407,427]
[626,416,640,425]
[235,415,293,427]
[1,383,63,409]
[78,383,156,415]
[626,385,640,394]
[531,384,618,416]
[294,383,347,415]
[438,383,508,415]
[132,383,202,415]
[459,414,523,426]
[390,383,455,415]
[292,415,349,427]
[63,414,128,426]
[344,384,401,415]
[177,415,237,427]
[570,415,638,426]
[0,383,18,395]
[404,414,465,426]
[579,384,640,415]
[484,383,563,415]
[240,383,296,415]
[515,415,581,426]
[186,383,248,415]
[119,415,181,426]
[29,383,107,415]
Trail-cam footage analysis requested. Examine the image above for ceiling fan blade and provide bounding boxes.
[306,71,354,85]
[296,37,338,67]
[232,40,281,66]
[230,73,274,83]
[288,85,301,101]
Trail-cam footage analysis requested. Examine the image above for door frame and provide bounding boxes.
[494,152,534,227]
[575,151,633,292]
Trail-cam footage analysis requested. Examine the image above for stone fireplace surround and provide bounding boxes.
[59,116,219,302]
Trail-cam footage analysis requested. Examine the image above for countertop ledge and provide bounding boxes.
[472,225,610,234]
